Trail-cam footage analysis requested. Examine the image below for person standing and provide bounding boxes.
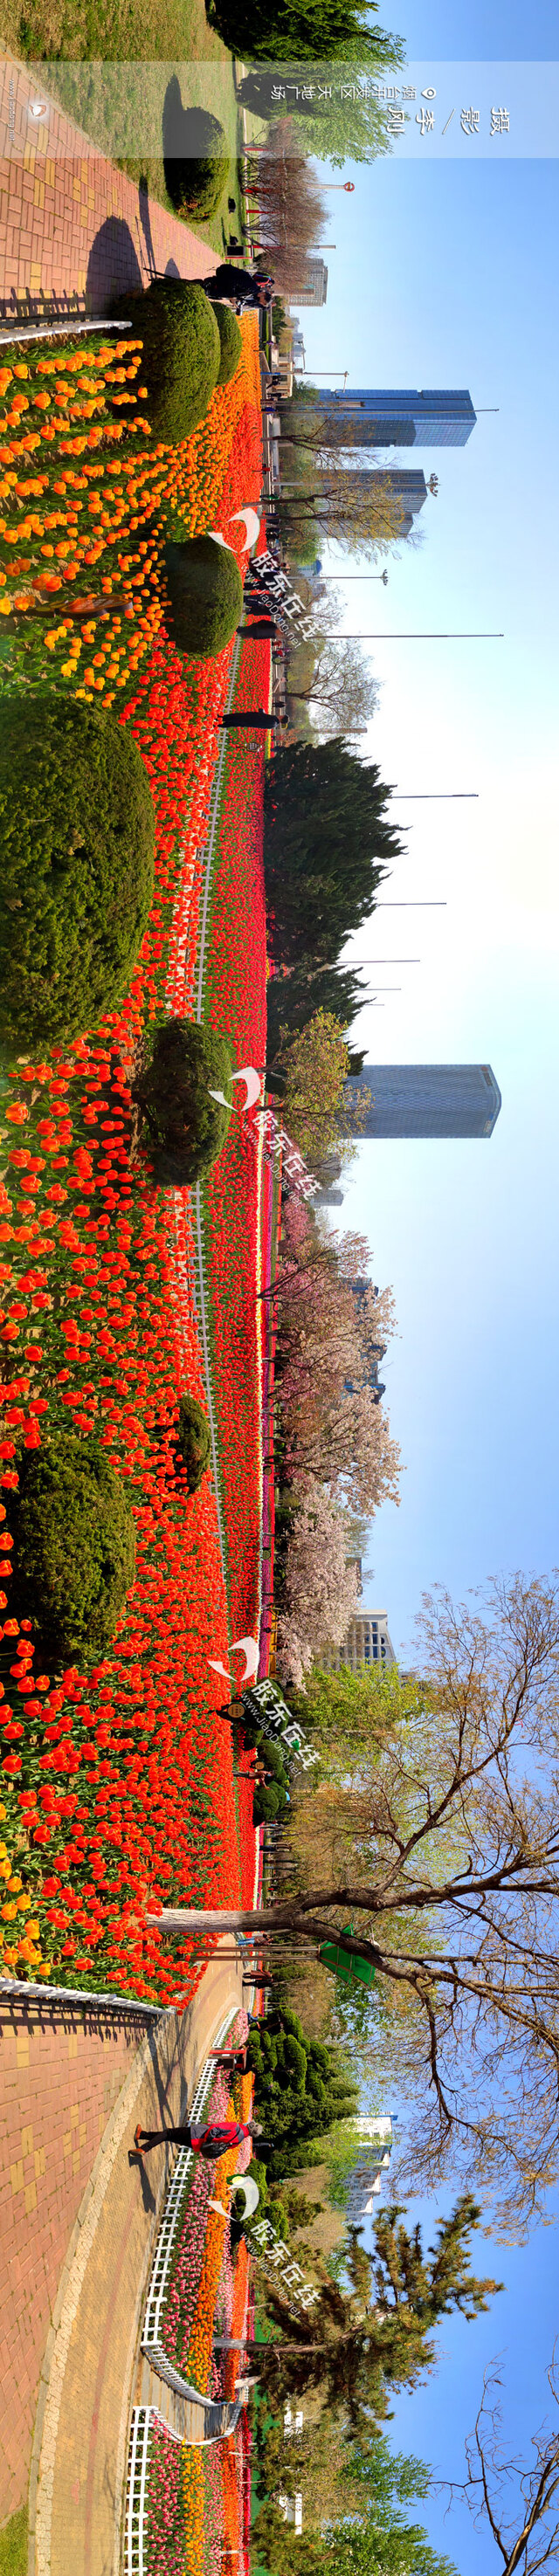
[133,2113,269,2159]
[219,709,287,731]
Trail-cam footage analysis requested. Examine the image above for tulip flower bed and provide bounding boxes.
[143,2417,246,2576]
[0,325,265,1994]
[0,318,261,708]
[160,2042,253,2389]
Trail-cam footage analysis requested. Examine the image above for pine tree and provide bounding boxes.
[247,2007,358,2180]
[252,2196,502,2428]
[264,740,402,971]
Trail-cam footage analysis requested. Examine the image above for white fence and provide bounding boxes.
[141,2013,233,2352]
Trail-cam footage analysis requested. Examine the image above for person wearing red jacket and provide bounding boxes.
[133,2114,269,2159]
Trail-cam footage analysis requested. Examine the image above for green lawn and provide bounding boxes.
[0,0,259,250]
[0,2512,27,2576]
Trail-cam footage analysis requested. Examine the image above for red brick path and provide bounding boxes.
[0,1990,149,2525]
[0,52,217,318]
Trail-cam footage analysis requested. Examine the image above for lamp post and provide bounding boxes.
[321,632,503,642]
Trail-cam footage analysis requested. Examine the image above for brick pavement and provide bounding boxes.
[0,1991,154,2527]
[3,1948,245,2574]
[0,52,217,320]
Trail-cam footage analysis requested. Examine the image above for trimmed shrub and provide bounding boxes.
[174,1394,211,1492]
[162,93,229,220]
[0,697,155,1050]
[214,303,243,387]
[253,1781,284,1824]
[163,533,243,659]
[10,1436,135,1669]
[132,1016,234,1185]
[112,278,220,442]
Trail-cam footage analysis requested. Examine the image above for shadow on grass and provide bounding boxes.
[162,76,229,221]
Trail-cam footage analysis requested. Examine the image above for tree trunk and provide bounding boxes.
[143,1900,383,1978]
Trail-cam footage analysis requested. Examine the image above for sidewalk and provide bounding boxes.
[0,52,217,318]
[28,1946,245,2576]
[0,1987,148,2530]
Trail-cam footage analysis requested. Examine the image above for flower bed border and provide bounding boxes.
[141,2011,235,2354]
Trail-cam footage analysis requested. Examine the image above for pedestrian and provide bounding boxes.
[199,265,273,310]
[237,619,280,640]
[133,2113,270,2159]
[219,710,288,730]
[208,2043,250,2071]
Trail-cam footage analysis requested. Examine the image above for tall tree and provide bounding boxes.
[264,740,402,970]
[274,1007,353,1167]
[458,2359,559,2576]
[154,1575,559,2232]
[238,59,406,169]
[254,2433,457,2575]
[249,2195,500,2424]
[278,466,404,559]
[267,958,369,1068]
[286,633,380,741]
[215,0,404,70]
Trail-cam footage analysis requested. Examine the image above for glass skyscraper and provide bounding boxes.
[343,1065,501,1140]
[325,389,477,447]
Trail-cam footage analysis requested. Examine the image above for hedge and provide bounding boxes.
[10,1435,135,1669]
[113,278,220,442]
[0,696,155,1050]
[174,1394,211,1492]
[214,303,243,386]
[162,93,229,220]
[132,1016,234,1185]
[163,533,243,658]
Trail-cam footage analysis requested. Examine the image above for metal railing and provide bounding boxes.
[0,1976,162,2015]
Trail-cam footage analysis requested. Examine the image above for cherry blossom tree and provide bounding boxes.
[277,1477,359,1684]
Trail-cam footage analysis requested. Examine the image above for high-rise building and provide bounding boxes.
[323,388,477,447]
[294,258,328,307]
[329,1609,396,1673]
[373,467,429,533]
[343,1064,501,1140]
[345,2118,395,2227]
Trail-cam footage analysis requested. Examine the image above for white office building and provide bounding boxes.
[330,1609,396,1673]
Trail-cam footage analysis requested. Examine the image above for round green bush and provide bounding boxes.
[253,1780,289,1825]
[132,1016,234,1185]
[10,1435,135,1670]
[214,303,243,387]
[256,1736,288,1787]
[163,533,243,659]
[0,696,155,1050]
[113,279,220,442]
[175,1394,211,1492]
[164,102,229,219]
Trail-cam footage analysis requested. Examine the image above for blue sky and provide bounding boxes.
[299,64,559,1672]
[296,6,559,2563]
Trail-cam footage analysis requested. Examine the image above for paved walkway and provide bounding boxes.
[27,1946,245,2576]
[0,1988,152,2529]
[0,52,217,319]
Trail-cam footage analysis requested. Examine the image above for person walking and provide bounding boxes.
[208,2043,250,2072]
[199,265,273,310]
[219,709,287,731]
[133,2112,269,2159]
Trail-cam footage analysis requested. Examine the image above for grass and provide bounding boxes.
[0,0,254,251]
[0,2512,27,2576]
